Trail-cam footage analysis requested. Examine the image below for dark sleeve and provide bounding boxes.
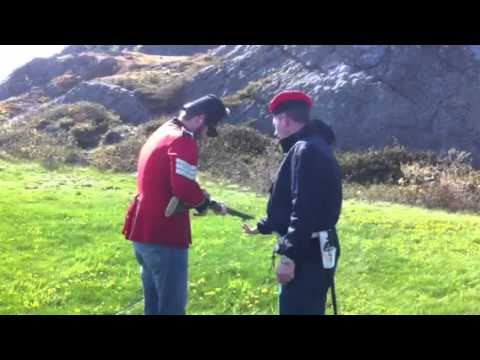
[276,145,317,261]
[195,189,210,213]
[257,218,273,234]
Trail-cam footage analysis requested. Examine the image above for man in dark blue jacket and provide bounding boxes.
[243,90,342,315]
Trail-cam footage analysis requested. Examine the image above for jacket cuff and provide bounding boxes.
[257,219,272,234]
[195,197,210,213]
[275,236,296,261]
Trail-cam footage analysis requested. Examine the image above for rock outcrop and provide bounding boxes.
[185,45,480,166]
[3,45,480,166]
[54,81,152,124]
[0,53,119,100]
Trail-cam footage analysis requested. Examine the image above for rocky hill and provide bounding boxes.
[2,45,480,167]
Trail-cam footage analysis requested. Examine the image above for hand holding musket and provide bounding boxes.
[165,196,254,221]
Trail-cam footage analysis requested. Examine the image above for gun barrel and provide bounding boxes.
[209,200,254,221]
[226,208,255,221]
[166,196,255,221]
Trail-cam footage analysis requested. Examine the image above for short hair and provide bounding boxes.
[282,104,310,124]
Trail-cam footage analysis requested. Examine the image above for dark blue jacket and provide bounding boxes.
[257,122,342,263]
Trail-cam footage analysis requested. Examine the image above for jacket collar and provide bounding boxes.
[172,118,194,137]
[279,124,313,153]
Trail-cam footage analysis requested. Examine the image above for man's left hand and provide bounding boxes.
[212,202,228,215]
[242,224,259,235]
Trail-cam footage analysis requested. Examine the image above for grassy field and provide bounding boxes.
[1,158,480,315]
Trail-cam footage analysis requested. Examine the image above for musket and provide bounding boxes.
[165,196,254,221]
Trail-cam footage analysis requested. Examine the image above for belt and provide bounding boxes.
[275,229,334,239]
[311,229,334,239]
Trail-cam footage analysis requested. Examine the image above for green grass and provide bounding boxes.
[1,159,480,315]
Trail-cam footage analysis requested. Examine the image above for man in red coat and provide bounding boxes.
[123,94,230,315]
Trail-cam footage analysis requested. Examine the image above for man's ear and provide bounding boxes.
[196,114,207,127]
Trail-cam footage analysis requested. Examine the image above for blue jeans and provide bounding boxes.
[133,242,188,315]
[279,263,335,315]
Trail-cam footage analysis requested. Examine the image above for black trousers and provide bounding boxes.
[279,262,335,315]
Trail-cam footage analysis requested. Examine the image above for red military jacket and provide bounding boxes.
[122,119,206,248]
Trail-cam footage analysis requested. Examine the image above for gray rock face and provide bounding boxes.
[3,45,480,167]
[0,53,119,101]
[137,45,218,55]
[186,45,480,166]
[55,81,152,124]
[61,45,218,56]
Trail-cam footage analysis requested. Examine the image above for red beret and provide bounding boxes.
[269,90,313,114]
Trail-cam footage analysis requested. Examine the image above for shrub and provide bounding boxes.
[338,145,438,185]
[199,124,281,192]
[25,102,120,150]
[71,122,109,149]
[396,150,480,213]
[90,131,147,172]
[222,76,274,111]
[345,148,480,214]
[0,125,84,165]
